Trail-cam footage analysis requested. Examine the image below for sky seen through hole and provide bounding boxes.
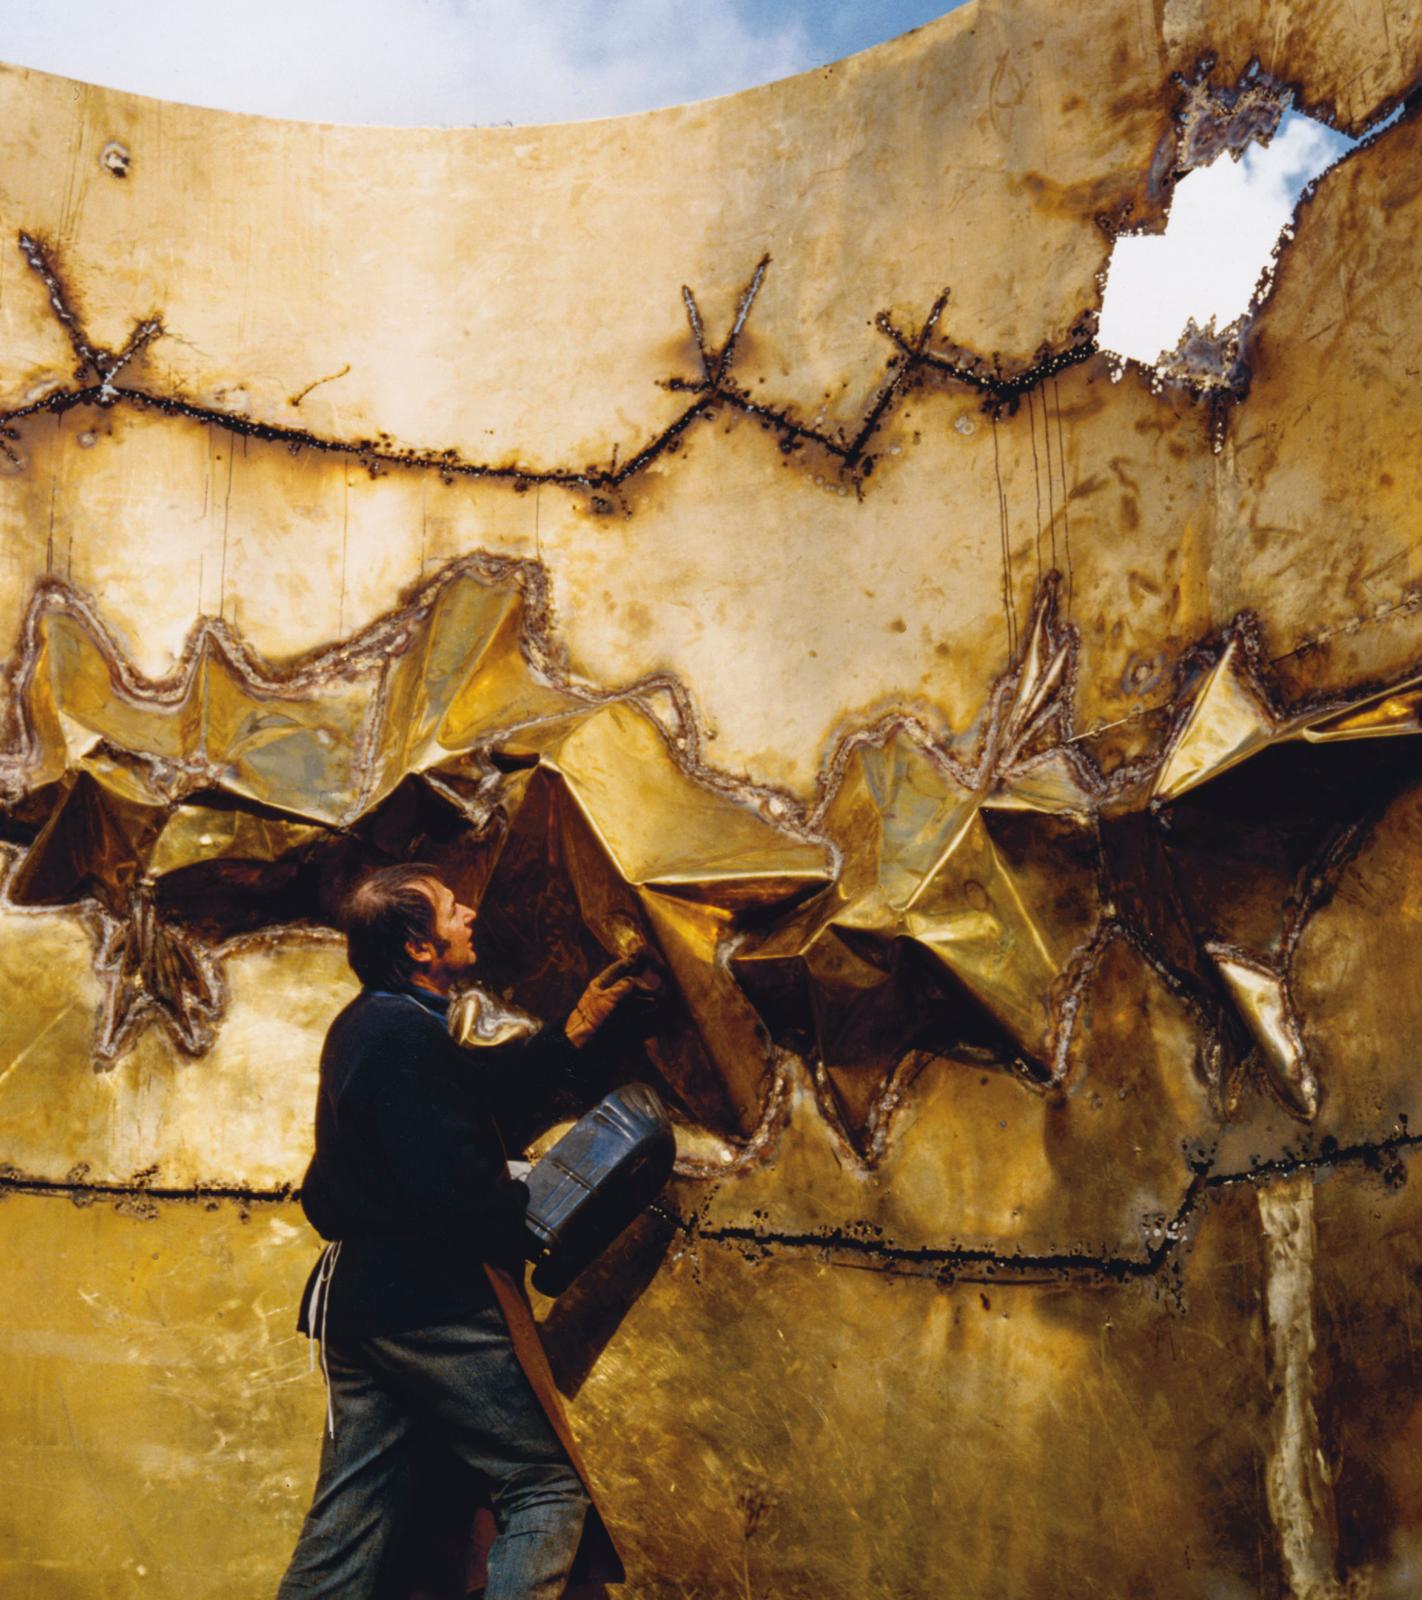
[0,2,1374,386]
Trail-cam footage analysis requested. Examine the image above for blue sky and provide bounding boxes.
[2,1,966,126]
[1099,107,1354,364]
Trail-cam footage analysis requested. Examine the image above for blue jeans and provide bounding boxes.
[278,1306,589,1599]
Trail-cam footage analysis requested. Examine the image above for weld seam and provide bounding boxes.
[7,234,1100,498]
[7,1132,1413,1284]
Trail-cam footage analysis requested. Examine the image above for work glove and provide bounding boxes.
[565,951,661,1048]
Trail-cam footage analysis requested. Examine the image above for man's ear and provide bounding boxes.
[405,936,437,969]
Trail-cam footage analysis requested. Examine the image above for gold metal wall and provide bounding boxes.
[1,2,1421,1594]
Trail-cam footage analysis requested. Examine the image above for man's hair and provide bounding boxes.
[342,862,447,990]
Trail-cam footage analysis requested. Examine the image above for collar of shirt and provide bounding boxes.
[366,984,451,1019]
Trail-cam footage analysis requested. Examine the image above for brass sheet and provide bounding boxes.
[0,902,342,1187]
[0,1196,324,1598]
[1154,637,1277,802]
[1210,949,1316,1119]
[9,1158,1421,1598]
[0,0,1421,1594]
[0,5,1412,792]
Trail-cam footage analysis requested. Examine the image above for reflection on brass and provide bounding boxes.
[1209,948,1316,1119]
[1258,1173,1339,1592]
[0,567,830,1113]
[2,1,1422,1594]
[6,1153,1422,1598]
[447,987,541,1049]
[736,585,1091,1138]
[4,558,1420,1141]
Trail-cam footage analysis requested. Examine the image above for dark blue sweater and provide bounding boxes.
[295,985,577,1340]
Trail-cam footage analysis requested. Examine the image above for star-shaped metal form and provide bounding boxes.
[452,699,830,1139]
[735,586,1422,1143]
[0,561,830,1115]
[0,564,582,1061]
[1142,626,1422,1120]
[2,554,1420,1145]
[735,580,1101,1144]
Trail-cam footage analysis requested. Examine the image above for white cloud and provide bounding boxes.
[1098,109,1355,367]
[0,0,816,126]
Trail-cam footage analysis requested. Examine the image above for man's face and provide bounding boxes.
[409,877,477,986]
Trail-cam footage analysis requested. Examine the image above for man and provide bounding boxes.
[278,862,639,1599]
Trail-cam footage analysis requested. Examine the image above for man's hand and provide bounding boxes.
[565,955,659,1048]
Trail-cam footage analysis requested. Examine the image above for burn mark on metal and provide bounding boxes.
[1108,61,1417,442]
[1149,316,1251,448]
[696,1125,1419,1285]
[5,233,1102,502]
[3,1127,1413,1295]
[668,267,1099,485]
[0,1164,294,1215]
[17,233,160,398]
[1171,57,1289,175]
[1,551,1415,1170]
[99,141,131,180]
[876,303,1098,420]
[289,363,351,408]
